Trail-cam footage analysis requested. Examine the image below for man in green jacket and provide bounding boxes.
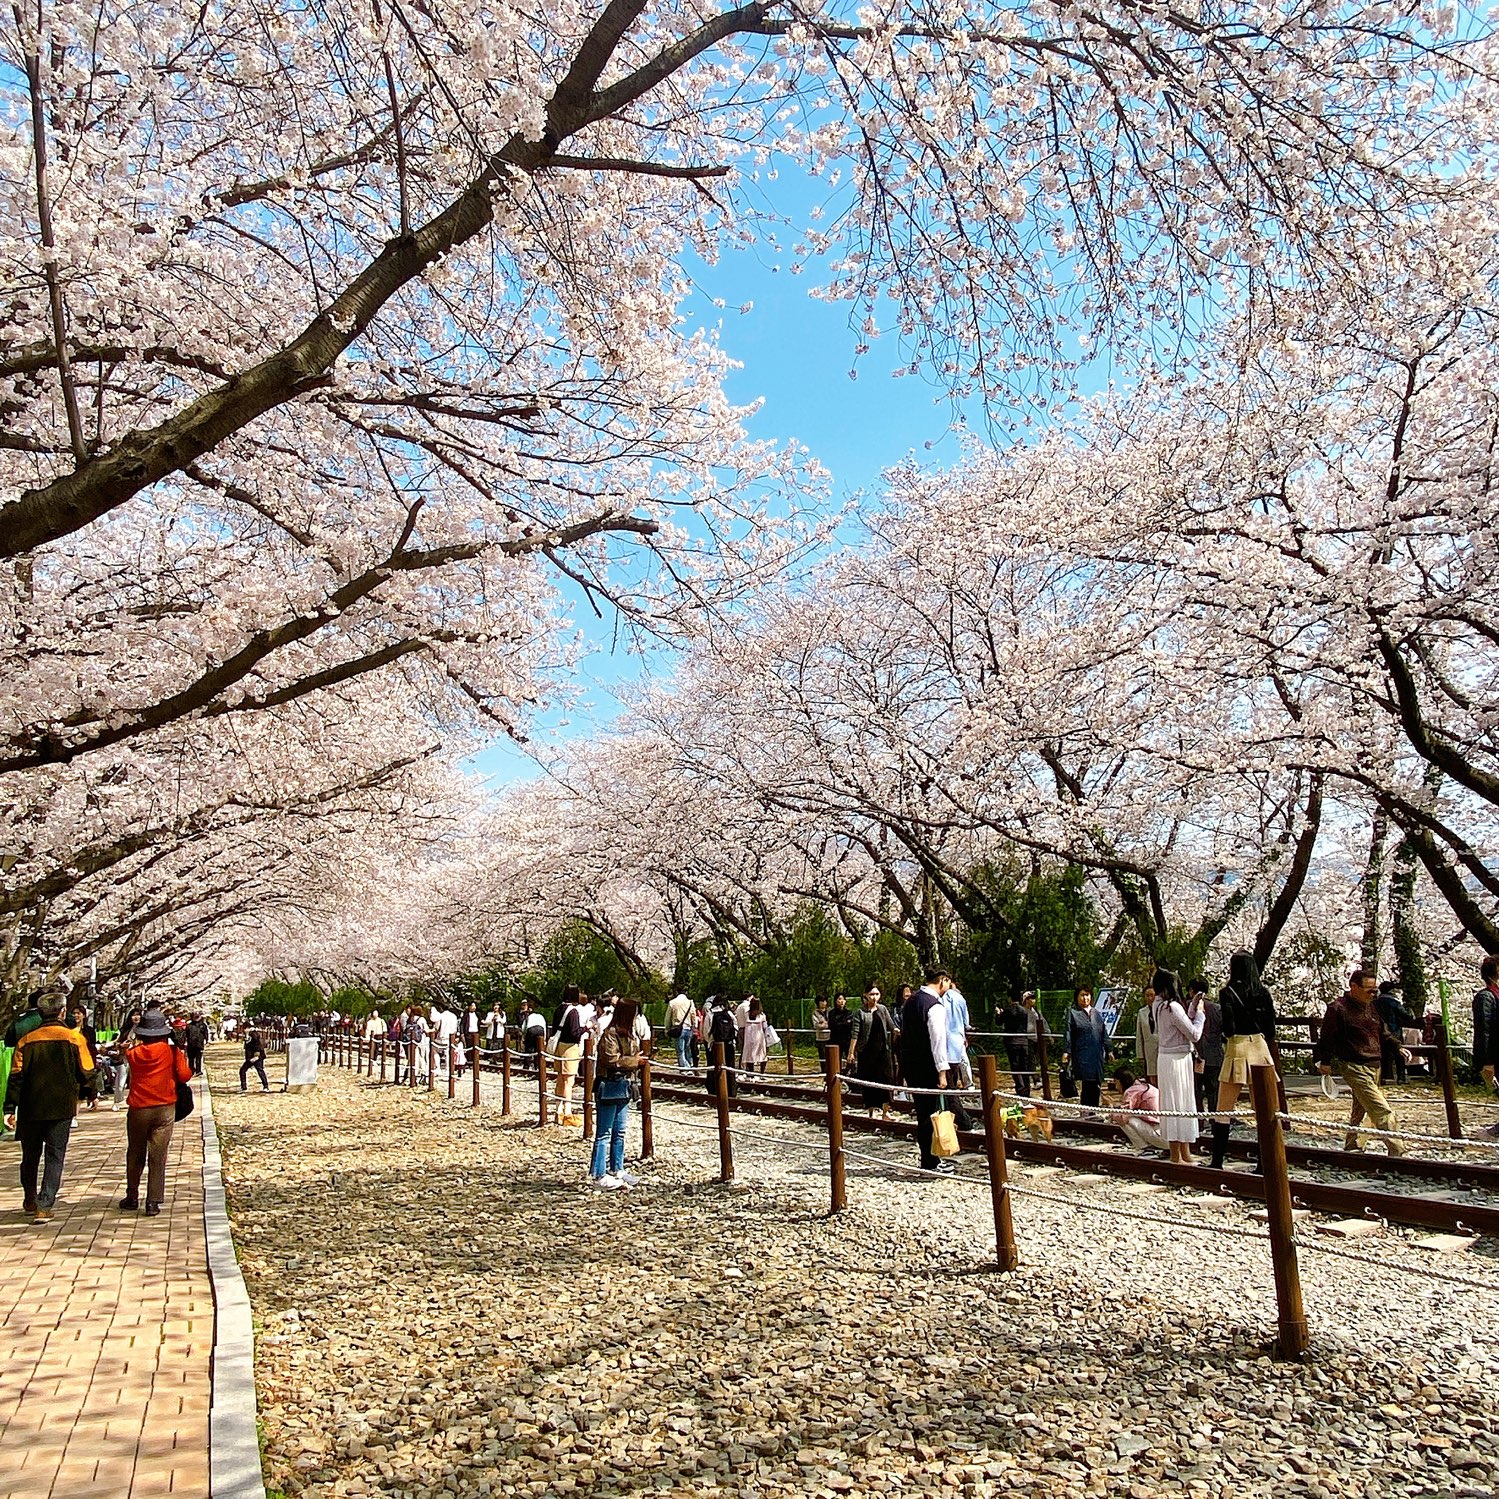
[3,999,44,1049]
[4,994,98,1222]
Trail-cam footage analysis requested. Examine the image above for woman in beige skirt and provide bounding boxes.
[1210,950,1278,1168]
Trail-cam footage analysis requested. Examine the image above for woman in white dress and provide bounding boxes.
[740,996,771,1074]
[1151,967,1205,1166]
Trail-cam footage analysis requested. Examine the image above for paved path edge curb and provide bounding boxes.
[200,1078,269,1499]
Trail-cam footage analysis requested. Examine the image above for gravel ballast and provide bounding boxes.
[207,1049,1499,1499]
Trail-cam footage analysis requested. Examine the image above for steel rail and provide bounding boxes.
[661,1073,1499,1191]
[646,1081,1499,1237]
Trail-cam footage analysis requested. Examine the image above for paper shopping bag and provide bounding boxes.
[931,1102,960,1159]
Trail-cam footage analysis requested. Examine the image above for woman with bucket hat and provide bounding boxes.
[121,1009,192,1216]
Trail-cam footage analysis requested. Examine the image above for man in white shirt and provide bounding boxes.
[520,1003,546,1054]
[666,992,694,1069]
[901,970,955,1175]
[432,1007,460,1078]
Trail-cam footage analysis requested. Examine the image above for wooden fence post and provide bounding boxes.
[582,1035,596,1140]
[1037,1028,1054,1103]
[379,1038,387,1084]
[978,1055,1018,1272]
[538,1050,550,1127]
[472,1044,482,1107]
[1435,1019,1463,1140]
[826,1044,847,1213]
[501,1039,512,1116]
[448,1039,457,1099]
[713,1041,734,1183]
[1250,1063,1309,1360]
[787,1030,796,1076]
[640,1056,654,1160]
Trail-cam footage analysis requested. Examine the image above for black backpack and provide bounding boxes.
[710,1007,737,1047]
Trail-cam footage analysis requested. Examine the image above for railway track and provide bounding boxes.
[643,1077,1499,1238]
[650,1072,1499,1190]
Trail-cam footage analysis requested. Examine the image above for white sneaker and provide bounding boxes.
[616,1169,641,1187]
[600,1173,629,1190]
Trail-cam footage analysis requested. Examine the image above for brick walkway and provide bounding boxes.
[0,1093,212,1498]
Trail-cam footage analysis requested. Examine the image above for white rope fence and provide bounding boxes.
[1291,1233,1499,1293]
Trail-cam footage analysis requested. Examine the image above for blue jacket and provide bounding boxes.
[1066,1003,1108,1082]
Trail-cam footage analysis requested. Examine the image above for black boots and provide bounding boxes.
[1210,1120,1230,1170]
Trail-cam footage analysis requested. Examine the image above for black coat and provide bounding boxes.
[998,1002,1033,1069]
[1474,987,1499,1075]
[828,1006,855,1053]
[899,991,944,1087]
[1219,982,1276,1041]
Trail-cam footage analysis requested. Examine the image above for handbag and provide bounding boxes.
[596,1076,630,1102]
[175,1080,195,1120]
[1058,1062,1077,1099]
[930,1096,960,1159]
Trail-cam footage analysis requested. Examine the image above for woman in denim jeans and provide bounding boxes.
[590,1001,643,1190]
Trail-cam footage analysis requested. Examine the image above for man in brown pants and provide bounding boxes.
[1314,969,1405,1156]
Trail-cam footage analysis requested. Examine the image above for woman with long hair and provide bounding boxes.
[740,996,770,1074]
[1150,968,1205,1166]
[590,999,643,1189]
[552,984,586,1126]
[1211,950,1278,1168]
[111,1006,143,1110]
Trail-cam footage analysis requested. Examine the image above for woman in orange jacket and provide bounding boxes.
[121,1010,192,1216]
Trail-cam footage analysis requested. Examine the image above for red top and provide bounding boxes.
[127,1041,192,1109]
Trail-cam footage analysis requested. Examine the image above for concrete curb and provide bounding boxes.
[200,1077,268,1499]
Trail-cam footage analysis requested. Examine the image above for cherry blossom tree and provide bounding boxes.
[7,0,1496,1000]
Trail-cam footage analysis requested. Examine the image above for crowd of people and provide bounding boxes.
[540,950,1499,1181]
[32,948,1481,1215]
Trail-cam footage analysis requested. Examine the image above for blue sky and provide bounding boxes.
[469,237,990,788]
